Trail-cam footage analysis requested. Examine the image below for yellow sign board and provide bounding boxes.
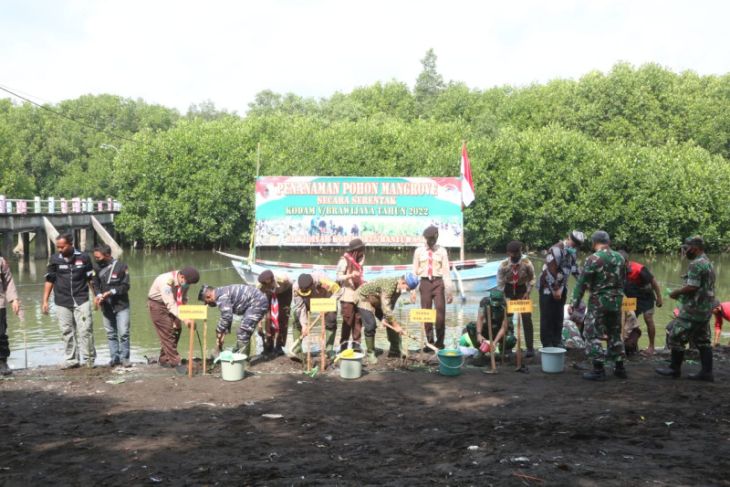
[310,298,337,312]
[409,308,437,323]
[622,297,637,312]
[507,299,533,314]
[178,305,208,320]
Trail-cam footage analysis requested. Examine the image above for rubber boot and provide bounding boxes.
[365,336,378,365]
[582,360,606,381]
[325,329,336,359]
[0,359,11,376]
[613,360,627,379]
[688,348,714,382]
[235,340,252,360]
[386,327,401,357]
[656,349,683,378]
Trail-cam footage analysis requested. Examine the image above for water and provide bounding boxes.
[3,248,729,369]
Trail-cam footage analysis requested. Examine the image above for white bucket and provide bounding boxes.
[539,347,567,373]
[220,353,247,381]
[339,352,364,380]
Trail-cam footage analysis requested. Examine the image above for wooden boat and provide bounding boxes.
[216,251,499,295]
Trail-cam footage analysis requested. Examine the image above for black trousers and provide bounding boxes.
[505,284,534,351]
[539,291,566,348]
[0,308,8,360]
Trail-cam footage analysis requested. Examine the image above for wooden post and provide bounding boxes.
[306,312,312,372]
[320,312,326,370]
[188,321,195,378]
[501,316,507,366]
[202,319,207,375]
[515,313,523,371]
[486,305,496,372]
[421,322,427,364]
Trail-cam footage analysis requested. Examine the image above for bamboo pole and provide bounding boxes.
[320,313,326,370]
[188,321,195,378]
[202,319,207,375]
[515,313,523,371]
[486,305,497,373]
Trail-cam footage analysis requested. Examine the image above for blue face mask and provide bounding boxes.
[181,283,190,289]
[566,247,577,256]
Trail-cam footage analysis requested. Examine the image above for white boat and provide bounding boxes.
[216,251,500,295]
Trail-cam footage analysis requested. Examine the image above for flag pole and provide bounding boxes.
[460,140,466,262]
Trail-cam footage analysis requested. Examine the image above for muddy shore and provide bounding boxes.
[1,349,730,486]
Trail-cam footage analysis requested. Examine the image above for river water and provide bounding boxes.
[3,248,728,369]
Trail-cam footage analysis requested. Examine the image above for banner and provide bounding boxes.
[255,176,463,247]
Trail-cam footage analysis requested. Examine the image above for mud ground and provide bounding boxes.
[1,347,730,486]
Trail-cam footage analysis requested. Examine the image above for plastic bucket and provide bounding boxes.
[437,349,465,376]
[339,352,364,380]
[220,353,247,381]
[539,347,567,373]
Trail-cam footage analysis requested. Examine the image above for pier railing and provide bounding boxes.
[0,196,121,215]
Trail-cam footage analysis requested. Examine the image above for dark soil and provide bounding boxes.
[2,348,730,486]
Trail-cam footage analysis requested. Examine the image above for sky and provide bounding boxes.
[1,0,729,114]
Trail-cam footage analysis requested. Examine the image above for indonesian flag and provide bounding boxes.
[461,142,475,207]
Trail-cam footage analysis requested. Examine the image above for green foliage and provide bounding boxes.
[2,56,730,251]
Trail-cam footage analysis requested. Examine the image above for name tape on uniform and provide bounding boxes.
[178,305,208,320]
[622,297,637,312]
[409,308,437,323]
[310,298,337,312]
[507,299,533,314]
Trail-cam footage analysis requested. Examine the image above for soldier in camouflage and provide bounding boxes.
[569,231,627,381]
[475,290,516,356]
[656,237,716,382]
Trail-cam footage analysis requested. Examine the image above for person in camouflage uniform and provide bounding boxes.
[569,231,627,381]
[356,274,419,365]
[656,237,716,382]
[474,290,516,359]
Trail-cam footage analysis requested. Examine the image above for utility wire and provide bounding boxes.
[0,83,141,145]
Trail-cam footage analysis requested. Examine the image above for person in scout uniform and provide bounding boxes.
[0,252,20,375]
[474,290,516,358]
[42,233,98,369]
[539,230,585,348]
[147,266,200,371]
[412,225,454,350]
[356,273,419,364]
[256,270,293,356]
[569,231,626,381]
[336,238,366,352]
[198,283,269,359]
[290,272,341,361]
[496,241,536,357]
[618,250,664,356]
[92,244,131,367]
[656,237,716,382]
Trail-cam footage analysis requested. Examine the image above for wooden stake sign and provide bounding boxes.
[310,298,337,312]
[507,299,533,314]
[622,298,637,312]
[179,305,208,378]
[409,308,437,323]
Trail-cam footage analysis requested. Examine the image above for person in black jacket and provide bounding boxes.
[42,233,97,369]
[93,244,131,367]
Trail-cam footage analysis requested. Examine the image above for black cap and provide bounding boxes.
[298,273,314,290]
[423,225,439,238]
[684,236,705,249]
[591,231,610,245]
[347,238,365,252]
[180,266,200,284]
[197,284,212,302]
[258,269,274,284]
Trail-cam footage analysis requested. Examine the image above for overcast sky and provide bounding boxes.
[2,0,728,114]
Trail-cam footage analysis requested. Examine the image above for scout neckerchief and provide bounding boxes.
[270,292,280,333]
[343,252,363,286]
[427,246,434,279]
[173,271,183,305]
[511,260,520,295]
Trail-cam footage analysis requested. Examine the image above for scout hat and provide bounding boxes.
[347,238,365,252]
[258,269,275,284]
[180,266,200,284]
[423,225,439,238]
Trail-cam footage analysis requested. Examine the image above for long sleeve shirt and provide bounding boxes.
[93,259,131,312]
[356,277,403,323]
[214,284,269,334]
[147,271,188,318]
[539,241,580,294]
[0,257,18,309]
[496,257,536,295]
[45,250,95,307]
[412,244,454,295]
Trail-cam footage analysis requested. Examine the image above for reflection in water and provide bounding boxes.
[3,248,728,369]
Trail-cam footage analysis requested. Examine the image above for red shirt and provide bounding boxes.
[716,302,730,331]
